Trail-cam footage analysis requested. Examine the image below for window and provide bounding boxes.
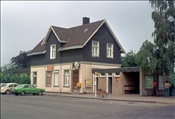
[92,41,99,57]
[64,70,70,86]
[106,43,114,58]
[50,44,56,59]
[14,84,18,87]
[46,71,52,86]
[33,72,37,85]
[24,85,29,88]
[8,84,13,88]
[54,71,59,86]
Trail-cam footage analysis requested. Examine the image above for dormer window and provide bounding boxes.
[92,41,99,57]
[50,44,56,59]
[107,43,113,58]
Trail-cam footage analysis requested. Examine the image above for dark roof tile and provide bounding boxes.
[61,20,104,49]
[28,39,46,56]
[29,19,124,55]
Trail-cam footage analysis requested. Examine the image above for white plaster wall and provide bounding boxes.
[30,64,72,92]
[60,64,72,93]
[31,66,46,89]
[30,62,120,93]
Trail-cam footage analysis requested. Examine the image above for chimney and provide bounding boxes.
[83,17,90,25]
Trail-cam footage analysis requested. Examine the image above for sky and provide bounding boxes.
[1,1,155,66]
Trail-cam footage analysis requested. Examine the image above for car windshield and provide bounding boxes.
[1,83,4,86]
[1,84,7,87]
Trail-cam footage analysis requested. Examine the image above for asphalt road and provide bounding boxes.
[1,94,175,119]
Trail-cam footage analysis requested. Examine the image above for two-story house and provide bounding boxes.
[28,17,125,93]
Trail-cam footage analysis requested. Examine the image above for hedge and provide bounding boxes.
[0,73,30,84]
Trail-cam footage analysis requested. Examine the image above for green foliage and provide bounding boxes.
[121,50,137,67]
[0,73,30,84]
[1,62,16,72]
[136,40,157,73]
[169,72,175,86]
[148,0,175,76]
[11,51,31,68]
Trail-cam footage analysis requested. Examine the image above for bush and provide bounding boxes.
[169,72,175,86]
[0,73,30,84]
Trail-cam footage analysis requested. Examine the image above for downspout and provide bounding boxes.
[60,48,62,93]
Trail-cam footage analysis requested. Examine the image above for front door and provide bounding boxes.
[72,69,79,93]
[108,77,112,93]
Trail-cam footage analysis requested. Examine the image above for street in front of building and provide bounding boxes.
[1,94,175,119]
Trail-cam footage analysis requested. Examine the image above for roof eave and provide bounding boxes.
[83,20,106,47]
[104,21,126,53]
[58,45,83,51]
[120,49,126,53]
[41,26,67,45]
[27,50,46,56]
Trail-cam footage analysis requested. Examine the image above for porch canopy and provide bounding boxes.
[92,66,140,74]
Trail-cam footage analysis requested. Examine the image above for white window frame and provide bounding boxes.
[54,71,59,87]
[33,72,37,85]
[46,71,52,86]
[50,44,56,59]
[64,70,70,87]
[92,41,99,57]
[106,43,114,58]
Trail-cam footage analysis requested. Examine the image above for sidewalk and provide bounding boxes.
[45,92,175,104]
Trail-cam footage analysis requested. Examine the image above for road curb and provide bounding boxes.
[44,93,174,104]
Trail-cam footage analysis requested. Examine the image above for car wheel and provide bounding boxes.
[6,90,10,95]
[21,91,25,96]
[15,93,18,96]
[38,91,43,96]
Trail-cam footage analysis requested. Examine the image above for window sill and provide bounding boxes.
[46,85,52,87]
[63,86,70,88]
[92,55,99,57]
[53,86,59,87]
[107,57,113,59]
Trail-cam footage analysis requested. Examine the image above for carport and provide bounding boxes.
[92,67,141,95]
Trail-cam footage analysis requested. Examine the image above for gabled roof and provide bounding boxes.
[28,39,46,56]
[42,26,69,44]
[28,19,125,56]
[59,20,105,51]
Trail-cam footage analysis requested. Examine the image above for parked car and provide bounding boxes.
[12,84,45,96]
[0,83,6,88]
[1,83,18,94]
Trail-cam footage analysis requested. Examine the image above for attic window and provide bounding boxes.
[92,41,99,57]
[107,43,113,58]
[50,44,56,59]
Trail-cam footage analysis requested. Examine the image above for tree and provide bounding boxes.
[136,40,157,73]
[11,51,31,68]
[149,0,175,79]
[121,50,137,67]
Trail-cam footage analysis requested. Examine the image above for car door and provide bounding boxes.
[8,84,15,92]
[23,85,31,94]
[29,85,38,94]
[10,84,17,92]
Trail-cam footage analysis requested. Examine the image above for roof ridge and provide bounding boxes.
[69,19,105,29]
[51,25,69,29]
[51,19,105,30]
